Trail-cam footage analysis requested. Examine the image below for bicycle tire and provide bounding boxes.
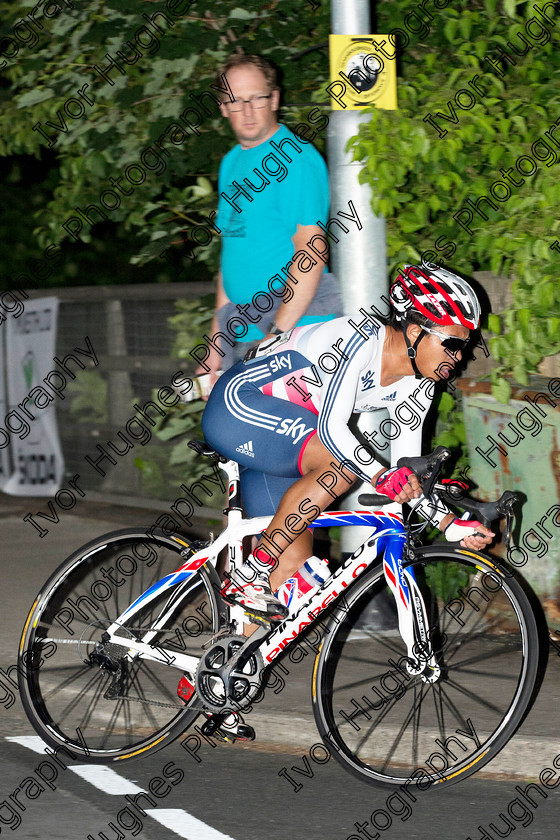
[18,528,226,763]
[312,545,539,789]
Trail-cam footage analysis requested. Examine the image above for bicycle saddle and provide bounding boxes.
[188,439,229,463]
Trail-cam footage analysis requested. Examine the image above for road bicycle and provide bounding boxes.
[18,442,541,788]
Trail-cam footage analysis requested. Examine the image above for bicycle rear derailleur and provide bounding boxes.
[194,632,264,715]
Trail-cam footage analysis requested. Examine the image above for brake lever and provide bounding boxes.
[397,446,451,499]
[503,509,514,549]
[436,483,519,546]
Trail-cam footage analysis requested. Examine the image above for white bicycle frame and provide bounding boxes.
[103,457,437,677]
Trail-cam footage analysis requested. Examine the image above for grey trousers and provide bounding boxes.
[216,272,343,370]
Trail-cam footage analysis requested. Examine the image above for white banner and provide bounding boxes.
[3,297,64,495]
[0,328,10,488]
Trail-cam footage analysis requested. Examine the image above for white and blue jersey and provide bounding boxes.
[202,315,435,515]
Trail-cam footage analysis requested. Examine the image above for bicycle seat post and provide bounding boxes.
[220,458,242,518]
[217,458,248,579]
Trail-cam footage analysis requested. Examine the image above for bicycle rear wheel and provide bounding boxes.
[19,528,225,763]
[312,546,539,788]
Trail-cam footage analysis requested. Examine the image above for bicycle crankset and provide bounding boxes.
[194,633,264,715]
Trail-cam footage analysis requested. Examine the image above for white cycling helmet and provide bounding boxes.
[390,264,481,330]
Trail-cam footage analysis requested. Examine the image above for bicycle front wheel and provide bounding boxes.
[19,528,225,763]
[312,545,539,788]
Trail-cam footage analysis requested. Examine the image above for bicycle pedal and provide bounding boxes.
[200,713,255,743]
[200,715,222,738]
[220,593,282,625]
[243,609,283,627]
[200,712,255,744]
[217,722,255,743]
[211,729,235,744]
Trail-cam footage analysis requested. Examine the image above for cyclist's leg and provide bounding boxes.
[202,365,353,608]
[202,361,319,484]
[257,433,357,569]
[202,363,323,582]
[268,533,314,591]
[240,467,315,589]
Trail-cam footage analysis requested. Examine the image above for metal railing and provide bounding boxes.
[24,282,213,507]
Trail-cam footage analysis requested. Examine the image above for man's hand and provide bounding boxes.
[373,466,422,504]
[194,355,221,401]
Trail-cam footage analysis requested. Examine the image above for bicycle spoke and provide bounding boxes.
[129,660,182,709]
[333,673,392,694]
[379,680,430,773]
[442,674,507,717]
[19,532,221,759]
[450,667,517,679]
[448,639,521,670]
[314,548,537,787]
[99,695,128,750]
[411,680,424,768]
[432,681,479,735]
[432,678,446,743]
[72,671,109,733]
[39,662,97,701]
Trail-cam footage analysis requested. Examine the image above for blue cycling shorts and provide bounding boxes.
[201,359,318,515]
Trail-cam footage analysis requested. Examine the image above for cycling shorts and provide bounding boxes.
[201,359,318,515]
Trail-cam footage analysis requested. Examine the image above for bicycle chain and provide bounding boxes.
[111,691,184,710]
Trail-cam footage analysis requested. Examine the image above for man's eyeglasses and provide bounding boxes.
[421,325,470,353]
[223,94,273,112]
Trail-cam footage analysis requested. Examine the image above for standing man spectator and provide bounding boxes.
[198,53,341,383]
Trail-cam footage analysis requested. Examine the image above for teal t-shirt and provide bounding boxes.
[217,124,330,340]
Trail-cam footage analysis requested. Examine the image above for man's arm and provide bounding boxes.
[265,223,327,334]
[195,270,230,385]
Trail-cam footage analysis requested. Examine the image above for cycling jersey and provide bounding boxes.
[202,315,436,490]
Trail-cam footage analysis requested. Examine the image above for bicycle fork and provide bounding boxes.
[377,532,440,680]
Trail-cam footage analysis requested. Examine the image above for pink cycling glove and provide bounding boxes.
[375,466,415,500]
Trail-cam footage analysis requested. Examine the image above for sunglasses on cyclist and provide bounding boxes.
[421,325,470,353]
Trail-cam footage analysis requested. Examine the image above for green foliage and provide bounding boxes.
[487,271,560,396]
[425,561,474,603]
[135,396,224,504]
[133,454,165,498]
[430,390,469,471]
[168,293,214,359]
[0,0,330,283]
[135,291,218,494]
[352,0,560,401]
[67,369,107,422]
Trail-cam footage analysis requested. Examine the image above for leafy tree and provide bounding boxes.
[0,0,330,286]
[351,0,560,399]
[4,0,557,398]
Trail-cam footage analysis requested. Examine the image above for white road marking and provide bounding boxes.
[7,737,238,840]
[7,735,48,753]
[146,809,237,840]
[70,765,144,794]
[7,738,143,794]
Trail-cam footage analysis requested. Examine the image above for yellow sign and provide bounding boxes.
[328,35,397,111]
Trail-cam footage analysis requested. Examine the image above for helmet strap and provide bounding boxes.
[403,325,425,380]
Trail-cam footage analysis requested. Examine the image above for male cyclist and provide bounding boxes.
[202,264,493,623]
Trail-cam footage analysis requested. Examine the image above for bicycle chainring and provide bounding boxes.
[194,633,263,715]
